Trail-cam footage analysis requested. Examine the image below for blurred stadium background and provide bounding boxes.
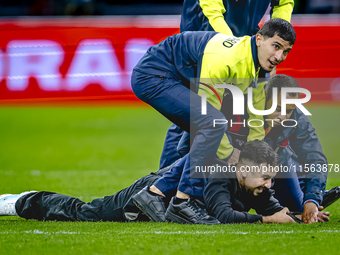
[0,1,339,105]
[0,1,340,254]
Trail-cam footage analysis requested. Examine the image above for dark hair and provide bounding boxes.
[257,18,296,45]
[265,74,299,99]
[239,140,279,167]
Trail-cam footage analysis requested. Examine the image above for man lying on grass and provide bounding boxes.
[0,140,302,224]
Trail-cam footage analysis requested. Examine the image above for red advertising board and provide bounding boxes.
[0,15,339,104]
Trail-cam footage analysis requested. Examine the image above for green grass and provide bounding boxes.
[0,105,340,255]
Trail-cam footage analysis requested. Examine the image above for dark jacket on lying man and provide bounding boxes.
[203,162,283,224]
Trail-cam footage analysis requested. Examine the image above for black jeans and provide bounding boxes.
[15,173,162,222]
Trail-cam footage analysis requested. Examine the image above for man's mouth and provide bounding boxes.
[256,187,266,194]
[269,60,278,67]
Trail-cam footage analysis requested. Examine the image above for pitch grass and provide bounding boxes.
[0,105,340,255]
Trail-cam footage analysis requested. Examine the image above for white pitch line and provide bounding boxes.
[0,229,339,235]
[153,231,220,235]
[0,230,83,235]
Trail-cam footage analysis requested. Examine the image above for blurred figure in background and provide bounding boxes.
[64,0,94,15]
[180,0,294,36]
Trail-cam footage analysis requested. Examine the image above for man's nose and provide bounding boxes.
[275,50,284,61]
[264,179,272,189]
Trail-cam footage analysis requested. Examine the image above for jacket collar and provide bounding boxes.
[251,35,259,71]
[250,35,260,88]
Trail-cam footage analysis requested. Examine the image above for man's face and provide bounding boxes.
[256,34,293,72]
[240,163,276,196]
[266,92,297,127]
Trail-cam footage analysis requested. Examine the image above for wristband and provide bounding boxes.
[303,199,319,208]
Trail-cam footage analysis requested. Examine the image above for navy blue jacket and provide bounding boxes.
[133,31,217,86]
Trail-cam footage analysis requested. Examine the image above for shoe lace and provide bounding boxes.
[187,199,210,218]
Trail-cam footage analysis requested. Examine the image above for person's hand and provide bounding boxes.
[263,207,295,223]
[227,148,241,165]
[302,202,318,224]
[317,206,330,222]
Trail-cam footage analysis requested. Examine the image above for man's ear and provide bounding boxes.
[256,34,263,47]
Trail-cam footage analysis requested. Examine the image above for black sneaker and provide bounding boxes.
[132,186,167,222]
[321,186,340,209]
[165,197,221,225]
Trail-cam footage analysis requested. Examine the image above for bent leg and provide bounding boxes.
[273,159,304,213]
[153,154,188,196]
[274,178,304,213]
[159,124,184,169]
[132,71,227,197]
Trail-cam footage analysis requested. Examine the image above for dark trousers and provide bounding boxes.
[131,70,227,196]
[15,174,160,222]
[154,153,206,197]
[273,158,305,213]
[159,123,184,169]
